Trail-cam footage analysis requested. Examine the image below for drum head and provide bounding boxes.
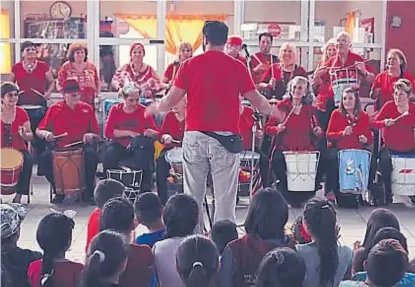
[240,151,260,161]
[20,105,43,109]
[165,148,183,163]
[1,148,23,169]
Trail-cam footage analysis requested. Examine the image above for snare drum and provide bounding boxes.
[283,151,320,192]
[1,148,24,195]
[338,149,371,195]
[103,98,122,118]
[330,68,359,106]
[165,147,183,175]
[52,148,86,195]
[391,154,415,196]
[107,168,143,190]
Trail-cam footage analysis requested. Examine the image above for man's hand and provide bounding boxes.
[83,133,96,144]
[144,129,158,138]
[44,131,55,142]
[161,134,173,144]
[145,102,161,117]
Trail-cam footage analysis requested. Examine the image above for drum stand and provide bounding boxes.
[249,112,262,198]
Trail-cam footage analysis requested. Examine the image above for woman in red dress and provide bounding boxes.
[325,87,373,204]
[57,43,100,108]
[1,82,33,203]
[371,79,415,204]
[264,76,323,206]
[259,42,307,100]
[112,42,164,98]
[162,42,193,87]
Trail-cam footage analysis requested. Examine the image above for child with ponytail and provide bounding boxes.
[78,230,129,287]
[297,198,353,287]
[28,211,83,287]
[176,235,220,287]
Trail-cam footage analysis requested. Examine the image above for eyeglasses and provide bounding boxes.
[6,92,19,97]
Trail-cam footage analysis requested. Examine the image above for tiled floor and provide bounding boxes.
[3,173,415,264]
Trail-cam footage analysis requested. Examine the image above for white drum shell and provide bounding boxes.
[283,151,319,192]
[391,156,415,196]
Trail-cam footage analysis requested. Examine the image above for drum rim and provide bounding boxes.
[20,105,43,109]
[1,148,24,169]
[52,148,84,155]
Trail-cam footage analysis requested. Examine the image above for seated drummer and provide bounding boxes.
[36,79,100,204]
[1,82,34,203]
[156,97,186,205]
[325,88,373,203]
[264,76,323,203]
[371,79,415,204]
[103,84,159,191]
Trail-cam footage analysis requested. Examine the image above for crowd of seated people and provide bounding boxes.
[2,180,415,287]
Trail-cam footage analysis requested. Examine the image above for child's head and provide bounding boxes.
[303,198,338,287]
[256,247,306,287]
[93,179,125,208]
[163,194,199,238]
[36,211,75,287]
[1,203,27,246]
[134,192,163,228]
[80,230,129,287]
[244,188,288,240]
[363,208,400,249]
[100,197,136,239]
[176,235,219,287]
[211,220,238,255]
[365,239,409,287]
[291,215,312,244]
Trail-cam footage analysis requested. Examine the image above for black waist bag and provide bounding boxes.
[201,132,243,154]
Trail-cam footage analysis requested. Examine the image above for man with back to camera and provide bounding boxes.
[146,21,277,232]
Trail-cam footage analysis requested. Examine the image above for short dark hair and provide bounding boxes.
[134,193,163,226]
[202,21,228,46]
[93,179,125,208]
[366,239,408,287]
[1,82,19,99]
[211,220,238,254]
[100,197,135,234]
[21,41,36,53]
[259,32,273,43]
[163,194,198,238]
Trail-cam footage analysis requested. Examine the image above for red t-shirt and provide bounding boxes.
[239,106,256,150]
[160,111,185,144]
[164,62,180,82]
[371,101,415,152]
[12,61,49,106]
[37,100,100,149]
[173,51,256,134]
[104,102,159,147]
[57,61,99,107]
[1,106,30,150]
[119,243,154,287]
[326,109,373,150]
[85,207,101,253]
[235,54,247,66]
[264,99,322,151]
[249,52,278,84]
[28,259,83,287]
[371,71,415,109]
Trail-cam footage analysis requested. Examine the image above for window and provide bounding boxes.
[1,2,15,39]
[0,43,14,80]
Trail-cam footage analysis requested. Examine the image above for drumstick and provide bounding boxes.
[281,105,298,126]
[19,90,25,95]
[172,140,181,144]
[329,59,372,74]
[270,55,274,79]
[64,141,83,148]
[31,88,45,98]
[392,111,409,123]
[252,53,262,65]
[53,132,68,139]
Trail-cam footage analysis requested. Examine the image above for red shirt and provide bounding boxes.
[249,52,278,84]
[28,259,83,287]
[1,107,30,151]
[265,99,322,151]
[85,208,101,253]
[112,63,156,89]
[372,71,415,109]
[235,54,247,66]
[371,101,415,152]
[326,109,373,150]
[164,62,180,82]
[104,102,159,147]
[119,243,154,287]
[38,101,100,149]
[57,61,99,107]
[12,61,49,106]
[174,51,256,134]
[160,111,185,144]
[239,106,256,150]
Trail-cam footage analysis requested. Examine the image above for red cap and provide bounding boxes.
[62,79,80,93]
[130,42,145,56]
[227,36,243,46]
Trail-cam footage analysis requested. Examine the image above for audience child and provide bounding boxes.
[255,247,306,287]
[176,235,220,287]
[78,230,129,287]
[85,179,125,252]
[297,198,353,287]
[28,211,83,287]
[340,239,415,287]
[218,188,295,287]
[291,215,312,244]
[352,208,400,274]
[1,204,42,287]
[153,194,199,287]
[99,197,153,287]
[134,193,166,248]
[211,220,238,255]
